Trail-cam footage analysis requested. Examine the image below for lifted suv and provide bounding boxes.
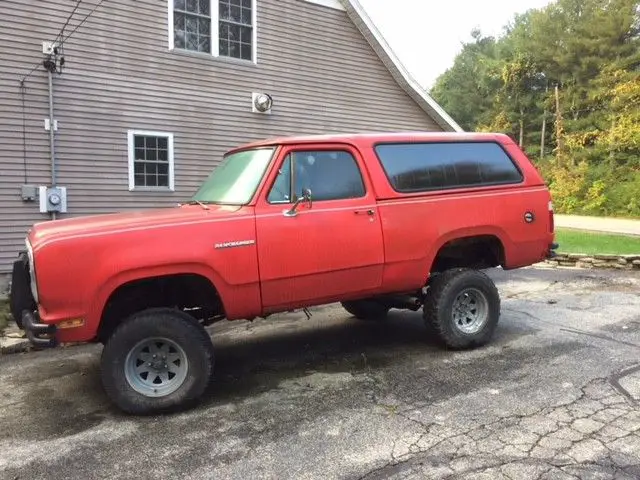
[10,132,557,414]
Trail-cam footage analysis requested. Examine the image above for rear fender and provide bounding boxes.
[422,226,512,280]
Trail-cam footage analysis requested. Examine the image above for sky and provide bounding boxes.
[358,0,553,90]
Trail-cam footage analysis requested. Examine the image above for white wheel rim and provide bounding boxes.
[124,337,189,397]
[452,288,489,335]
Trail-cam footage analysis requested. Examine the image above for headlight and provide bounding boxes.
[25,238,39,304]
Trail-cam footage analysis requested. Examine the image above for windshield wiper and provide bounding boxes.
[185,200,210,210]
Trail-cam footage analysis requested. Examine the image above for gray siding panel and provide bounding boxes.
[0,0,441,273]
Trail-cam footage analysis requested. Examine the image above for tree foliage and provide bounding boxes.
[430,0,640,217]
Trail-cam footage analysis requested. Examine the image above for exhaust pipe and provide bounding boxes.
[383,295,422,311]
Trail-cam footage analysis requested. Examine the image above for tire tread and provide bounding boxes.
[424,268,500,349]
[101,308,214,415]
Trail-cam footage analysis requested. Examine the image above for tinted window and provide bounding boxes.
[267,150,366,203]
[374,142,523,192]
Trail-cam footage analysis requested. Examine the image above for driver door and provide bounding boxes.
[255,144,385,312]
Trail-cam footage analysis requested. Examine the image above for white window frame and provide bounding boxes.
[168,0,258,64]
[127,130,175,192]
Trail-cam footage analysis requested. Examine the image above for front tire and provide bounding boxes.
[100,308,214,415]
[423,268,500,349]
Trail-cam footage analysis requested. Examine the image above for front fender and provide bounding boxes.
[88,262,230,333]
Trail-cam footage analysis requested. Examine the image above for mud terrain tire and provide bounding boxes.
[101,308,214,415]
[424,268,500,349]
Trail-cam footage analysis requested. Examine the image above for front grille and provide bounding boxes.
[9,251,36,328]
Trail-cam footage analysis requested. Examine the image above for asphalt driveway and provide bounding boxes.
[1,266,639,480]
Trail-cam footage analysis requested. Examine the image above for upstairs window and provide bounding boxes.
[171,0,256,62]
[219,0,253,60]
[173,0,212,53]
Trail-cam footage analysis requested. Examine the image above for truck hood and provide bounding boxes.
[28,204,247,251]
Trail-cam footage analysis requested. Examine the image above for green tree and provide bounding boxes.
[430,30,502,131]
[430,0,640,217]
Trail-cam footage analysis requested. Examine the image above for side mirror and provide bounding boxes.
[302,188,312,209]
[283,188,312,217]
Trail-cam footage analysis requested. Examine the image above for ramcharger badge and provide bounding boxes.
[214,240,256,249]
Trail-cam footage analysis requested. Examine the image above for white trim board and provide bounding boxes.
[301,0,346,10]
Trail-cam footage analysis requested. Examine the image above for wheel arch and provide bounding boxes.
[423,227,511,278]
[90,263,229,342]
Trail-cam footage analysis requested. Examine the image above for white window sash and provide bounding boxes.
[168,0,257,64]
[127,130,175,192]
[252,0,257,63]
[211,0,219,57]
[168,1,174,50]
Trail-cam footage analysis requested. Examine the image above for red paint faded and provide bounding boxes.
[26,132,555,344]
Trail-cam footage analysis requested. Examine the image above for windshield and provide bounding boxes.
[191,147,275,205]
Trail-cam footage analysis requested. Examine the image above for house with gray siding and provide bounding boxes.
[0,0,461,286]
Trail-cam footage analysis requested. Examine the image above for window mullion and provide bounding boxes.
[211,0,219,56]
[174,9,210,19]
[220,18,251,28]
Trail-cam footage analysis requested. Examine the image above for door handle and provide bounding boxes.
[354,209,375,216]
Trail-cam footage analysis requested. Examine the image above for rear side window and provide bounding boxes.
[374,142,523,193]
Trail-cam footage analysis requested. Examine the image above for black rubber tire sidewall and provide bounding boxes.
[341,300,390,320]
[100,308,214,415]
[424,268,501,349]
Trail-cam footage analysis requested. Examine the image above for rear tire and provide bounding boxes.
[341,300,390,321]
[100,308,214,415]
[423,268,500,349]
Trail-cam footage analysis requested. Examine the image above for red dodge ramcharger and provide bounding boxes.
[10,132,557,414]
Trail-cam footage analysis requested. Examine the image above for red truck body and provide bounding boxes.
[19,132,555,346]
[11,131,557,413]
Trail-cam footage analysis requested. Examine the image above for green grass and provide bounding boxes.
[555,228,640,255]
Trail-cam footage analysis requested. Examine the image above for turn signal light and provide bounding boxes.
[58,318,85,329]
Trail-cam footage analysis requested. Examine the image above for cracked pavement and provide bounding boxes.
[1,266,639,480]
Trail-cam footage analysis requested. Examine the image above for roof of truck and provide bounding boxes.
[229,132,514,153]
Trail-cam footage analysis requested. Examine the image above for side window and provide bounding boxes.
[267,155,292,203]
[267,150,366,203]
[374,142,523,193]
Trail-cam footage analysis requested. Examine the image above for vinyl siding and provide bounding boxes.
[0,0,442,274]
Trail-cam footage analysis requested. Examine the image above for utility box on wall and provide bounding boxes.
[39,186,67,214]
[20,184,38,202]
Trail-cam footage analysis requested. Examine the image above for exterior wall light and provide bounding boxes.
[252,92,273,114]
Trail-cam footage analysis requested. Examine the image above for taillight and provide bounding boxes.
[548,201,555,233]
